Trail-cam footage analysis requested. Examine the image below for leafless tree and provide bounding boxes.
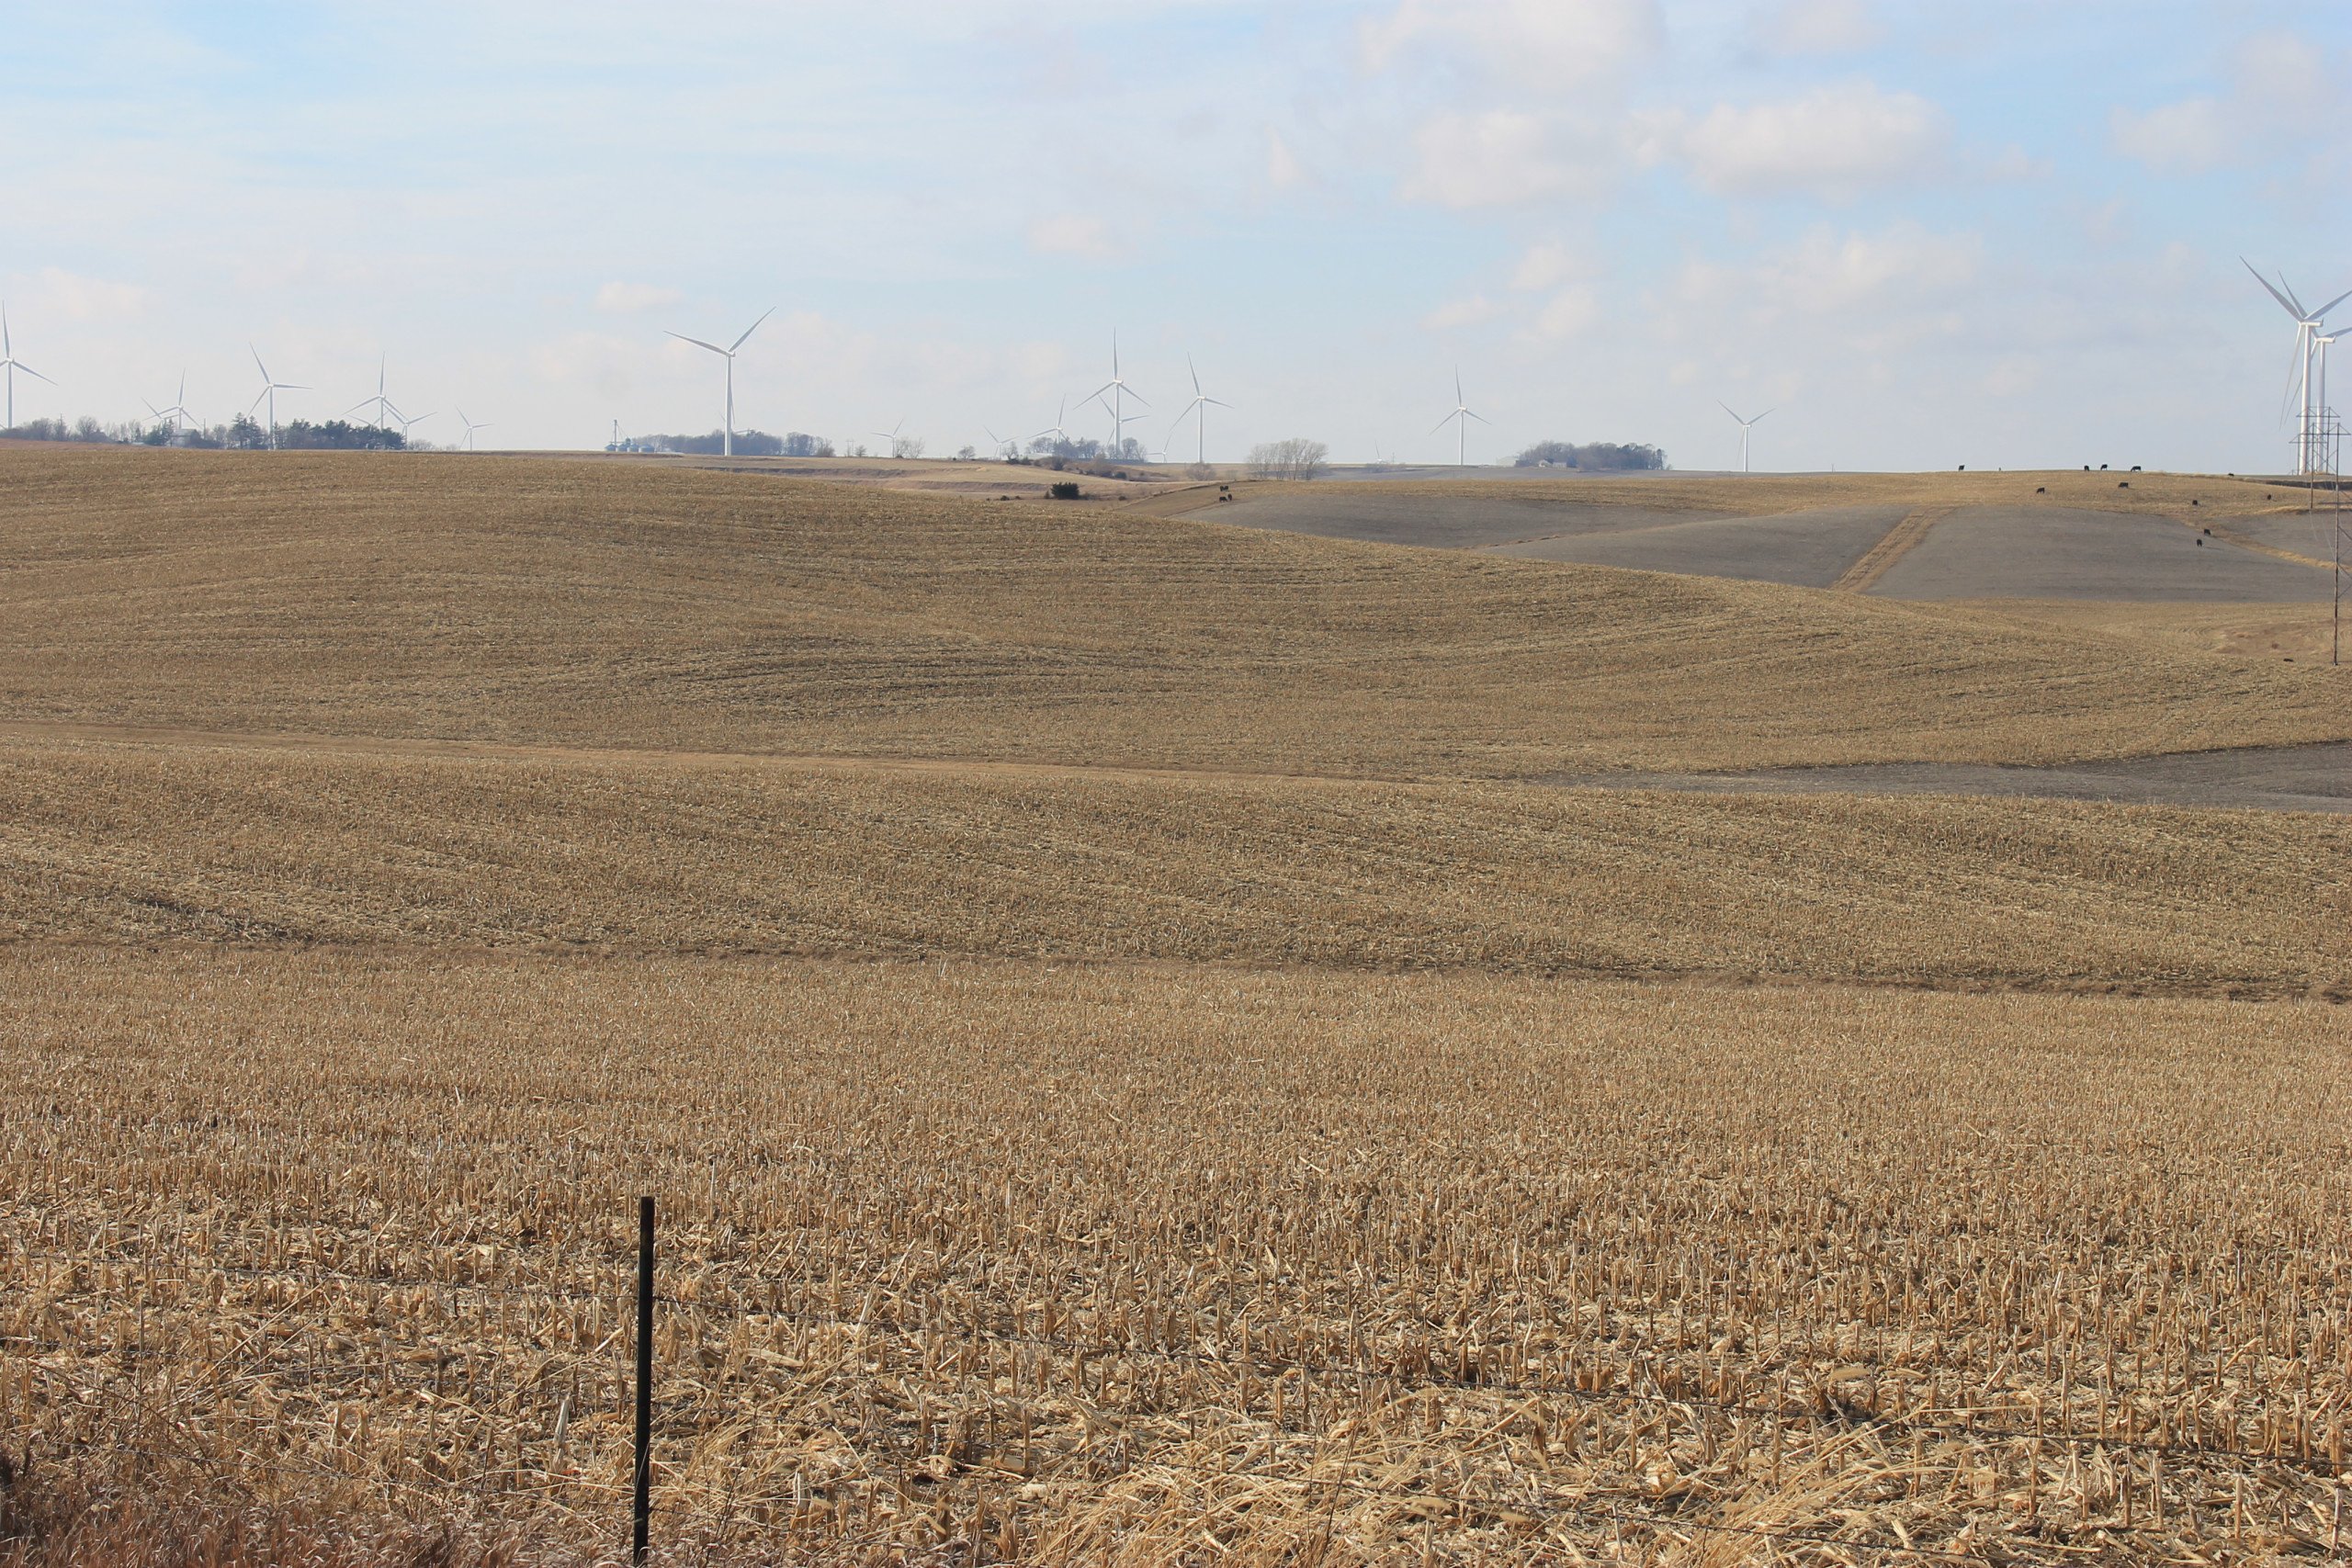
[1245,439,1329,481]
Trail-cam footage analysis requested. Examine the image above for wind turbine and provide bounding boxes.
[1084,333,1147,456]
[458,410,491,452]
[392,407,435,446]
[1169,355,1233,466]
[248,346,307,449]
[666,307,775,457]
[0,304,55,432]
[2244,258,2351,474]
[1031,398,1073,454]
[1717,402,1774,474]
[983,425,1020,461]
[1430,370,1489,467]
[345,356,401,429]
[871,418,907,459]
[143,373,195,441]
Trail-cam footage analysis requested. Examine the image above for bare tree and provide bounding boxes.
[1245,438,1329,481]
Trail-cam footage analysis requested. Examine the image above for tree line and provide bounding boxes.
[1513,440,1667,470]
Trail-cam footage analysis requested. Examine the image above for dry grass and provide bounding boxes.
[1,733,2346,996]
[1962,599,2347,665]
[1212,468,2327,522]
[2,446,2344,778]
[5,952,2348,1563]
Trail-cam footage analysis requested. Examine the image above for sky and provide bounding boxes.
[2,0,2348,471]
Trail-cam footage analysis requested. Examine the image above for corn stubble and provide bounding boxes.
[0,448,2344,777]
[5,953,2348,1564]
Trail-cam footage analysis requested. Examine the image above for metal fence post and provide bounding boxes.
[633,1195,655,1566]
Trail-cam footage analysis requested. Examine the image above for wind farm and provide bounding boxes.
[5,8,2351,1566]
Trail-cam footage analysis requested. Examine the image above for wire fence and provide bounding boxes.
[6,1205,2348,1563]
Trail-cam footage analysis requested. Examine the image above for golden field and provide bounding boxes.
[1,447,2346,776]
[2,447,2348,1564]
[0,734,2345,997]
[5,954,2348,1563]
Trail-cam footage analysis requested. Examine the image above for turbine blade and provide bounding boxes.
[2311,288,2352,322]
[1753,407,1776,424]
[1718,400,1747,423]
[666,333,728,355]
[2244,259,2301,318]
[17,364,53,386]
[729,307,777,353]
[1189,355,1202,397]
[1464,409,1492,426]
[1205,398,1234,410]
[251,344,271,380]
[1429,412,1458,437]
[344,399,376,417]
[143,400,164,418]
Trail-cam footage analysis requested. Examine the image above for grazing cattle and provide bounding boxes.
[2035,486,2046,493]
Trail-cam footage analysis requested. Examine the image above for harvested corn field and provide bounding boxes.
[5,953,2349,1563]
[1,735,2346,996]
[1,448,2346,776]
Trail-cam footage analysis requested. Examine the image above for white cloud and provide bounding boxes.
[2109,96,2229,175]
[1026,213,1123,261]
[1530,286,1600,341]
[1510,242,1593,293]
[2110,30,2339,175]
[1363,0,1661,88]
[1676,221,1982,326]
[28,267,151,321]
[1656,82,1950,198]
[1750,0,1883,56]
[1982,355,2040,398]
[1423,295,1501,330]
[1265,127,1306,190]
[1402,112,1609,209]
[594,281,683,314]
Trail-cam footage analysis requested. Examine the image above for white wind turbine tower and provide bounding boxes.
[0,304,55,431]
[1169,355,1232,466]
[248,345,307,449]
[666,307,775,457]
[1430,370,1489,467]
[2244,258,2350,475]
[346,356,401,428]
[1717,402,1774,473]
[144,373,196,441]
[458,411,491,452]
[1032,398,1074,453]
[1084,333,1147,456]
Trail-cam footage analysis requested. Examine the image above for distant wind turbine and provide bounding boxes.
[666,307,775,457]
[144,373,195,440]
[458,410,491,452]
[1084,333,1147,456]
[248,346,307,450]
[0,304,55,432]
[1169,355,1232,466]
[345,356,402,429]
[871,418,908,459]
[1032,398,1073,452]
[983,425,1021,461]
[2244,258,2351,475]
[392,406,435,445]
[1717,402,1774,474]
[1430,370,1489,467]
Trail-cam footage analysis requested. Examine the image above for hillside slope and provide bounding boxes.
[1,447,2344,776]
